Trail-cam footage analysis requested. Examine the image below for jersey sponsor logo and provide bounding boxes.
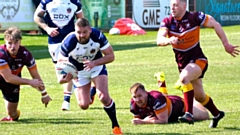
[54,14,69,20]
[13,88,19,93]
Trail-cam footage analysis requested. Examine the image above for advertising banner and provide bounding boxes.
[196,0,240,26]
[0,0,38,30]
[132,0,189,28]
[81,0,125,29]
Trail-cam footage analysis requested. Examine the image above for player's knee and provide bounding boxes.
[78,102,89,110]
[98,93,110,105]
[195,95,206,103]
[178,77,190,85]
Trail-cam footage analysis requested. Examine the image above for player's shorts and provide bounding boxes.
[167,95,185,122]
[48,43,61,63]
[73,65,108,87]
[0,81,20,103]
[190,59,208,78]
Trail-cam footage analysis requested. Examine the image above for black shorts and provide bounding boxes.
[0,81,20,103]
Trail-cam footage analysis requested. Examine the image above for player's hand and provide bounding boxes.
[131,118,143,125]
[46,27,59,37]
[224,43,240,57]
[30,79,44,88]
[83,58,95,71]
[58,73,73,84]
[169,36,180,45]
[41,95,52,107]
[143,115,156,121]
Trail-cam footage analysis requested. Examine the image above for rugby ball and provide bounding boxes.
[55,62,78,78]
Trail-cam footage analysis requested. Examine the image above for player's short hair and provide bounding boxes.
[130,83,146,93]
[4,27,22,42]
[75,18,91,27]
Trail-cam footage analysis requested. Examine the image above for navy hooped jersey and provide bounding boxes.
[60,28,110,71]
[0,45,36,81]
[38,0,82,44]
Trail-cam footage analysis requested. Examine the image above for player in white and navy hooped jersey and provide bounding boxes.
[57,18,123,134]
[34,0,85,111]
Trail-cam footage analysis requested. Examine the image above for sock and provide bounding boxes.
[159,81,168,95]
[13,110,20,120]
[103,100,120,128]
[182,83,194,114]
[90,86,96,98]
[200,94,219,117]
[63,91,71,103]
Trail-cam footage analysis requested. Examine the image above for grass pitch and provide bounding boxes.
[0,26,240,135]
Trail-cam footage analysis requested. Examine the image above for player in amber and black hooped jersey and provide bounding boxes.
[34,0,84,111]
[57,18,123,134]
[0,27,51,122]
[157,0,239,128]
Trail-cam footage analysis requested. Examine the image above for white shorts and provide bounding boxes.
[48,43,61,63]
[73,65,107,87]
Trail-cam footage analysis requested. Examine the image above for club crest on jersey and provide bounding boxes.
[90,49,96,54]
[67,8,72,13]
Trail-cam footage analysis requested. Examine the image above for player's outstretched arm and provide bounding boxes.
[28,66,52,107]
[0,66,42,87]
[204,15,240,57]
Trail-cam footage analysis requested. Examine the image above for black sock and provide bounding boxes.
[104,101,119,128]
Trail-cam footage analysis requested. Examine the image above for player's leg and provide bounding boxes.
[193,100,209,121]
[48,43,73,111]
[61,81,73,111]
[154,71,168,95]
[192,79,225,128]
[1,93,20,121]
[92,74,122,134]
[74,82,92,110]
[176,63,202,124]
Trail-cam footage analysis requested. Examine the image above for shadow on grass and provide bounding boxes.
[112,43,156,52]
[123,133,191,135]
[90,106,129,110]
[0,118,92,124]
[224,127,240,131]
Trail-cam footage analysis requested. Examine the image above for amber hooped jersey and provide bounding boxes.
[60,28,110,71]
[130,91,185,122]
[160,11,209,69]
[0,45,36,81]
[38,0,82,44]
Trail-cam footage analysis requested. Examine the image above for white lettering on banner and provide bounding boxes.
[132,0,189,28]
[220,15,240,21]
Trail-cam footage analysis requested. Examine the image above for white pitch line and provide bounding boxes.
[115,32,240,45]
[29,32,240,50]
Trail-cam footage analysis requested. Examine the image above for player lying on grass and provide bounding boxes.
[129,72,209,124]
[0,27,52,121]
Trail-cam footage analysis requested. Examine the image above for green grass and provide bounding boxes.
[0,26,240,135]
